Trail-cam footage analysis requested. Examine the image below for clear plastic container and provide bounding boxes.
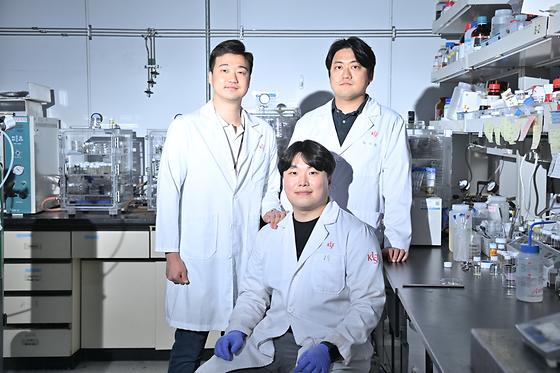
[516,243,543,302]
[491,9,513,38]
[450,204,472,261]
[508,14,529,34]
[487,195,509,223]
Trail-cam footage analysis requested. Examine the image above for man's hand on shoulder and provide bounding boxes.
[382,247,408,263]
[262,209,287,229]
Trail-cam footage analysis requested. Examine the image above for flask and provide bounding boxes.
[472,16,491,50]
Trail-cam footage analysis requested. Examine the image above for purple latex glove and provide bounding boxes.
[214,330,246,361]
[294,343,331,373]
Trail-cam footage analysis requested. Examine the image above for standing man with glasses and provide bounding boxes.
[285,36,412,263]
[156,39,285,373]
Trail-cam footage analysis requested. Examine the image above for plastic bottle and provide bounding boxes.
[464,21,478,55]
[516,243,543,302]
[508,14,529,34]
[490,9,513,38]
[472,202,489,228]
[458,22,471,59]
[442,42,456,67]
[450,204,472,261]
[472,16,491,50]
[516,221,553,302]
[433,43,448,70]
[487,195,509,223]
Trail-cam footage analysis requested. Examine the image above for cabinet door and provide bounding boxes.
[72,231,149,258]
[4,231,71,259]
[81,261,155,348]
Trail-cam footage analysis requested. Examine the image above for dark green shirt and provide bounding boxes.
[331,95,368,145]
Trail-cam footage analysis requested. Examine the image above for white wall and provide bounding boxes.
[0,0,444,134]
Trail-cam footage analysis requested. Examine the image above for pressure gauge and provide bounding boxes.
[12,165,24,176]
[258,93,271,105]
[458,179,470,191]
[487,180,498,193]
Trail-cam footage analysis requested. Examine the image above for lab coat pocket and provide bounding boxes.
[311,253,345,294]
[182,214,218,260]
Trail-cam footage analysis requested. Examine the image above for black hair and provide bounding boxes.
[325,36,376,80]
[279,140,336,177]
[209,39,254,74]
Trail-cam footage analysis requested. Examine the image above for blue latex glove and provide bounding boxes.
[214,330,246,361]
[294,343,331,373]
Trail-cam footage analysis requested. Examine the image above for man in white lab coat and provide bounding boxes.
[286,36,412,263]
[197,140,385,372]
[155,40,285,373]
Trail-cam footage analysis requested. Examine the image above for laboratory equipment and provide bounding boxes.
[2,116,60,214]
[146,129,167,210]
[516,312,560,368]
[411,196,442,246]
[58,127,134,215]
[407,129,453,206]
[516,221,555,302]
[449,203,471,254]
[248,105,300,157]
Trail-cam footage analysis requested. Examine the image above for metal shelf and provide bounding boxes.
[431,15,560,83]
[432,0,511,37]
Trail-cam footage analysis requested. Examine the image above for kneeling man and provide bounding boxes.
[197,140,385,372]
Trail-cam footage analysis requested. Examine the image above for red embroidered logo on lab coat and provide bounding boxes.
[371,130,379,138]
[258,143,265,150]
[327,241,335,249]
[367,251,379,264]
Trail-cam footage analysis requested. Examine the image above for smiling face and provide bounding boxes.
[208,53,250,104]
[283,153,330,221]
[329,47,371,105]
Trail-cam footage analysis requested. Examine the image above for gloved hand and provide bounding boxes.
[214,330,246,361]
[294,343,331,373]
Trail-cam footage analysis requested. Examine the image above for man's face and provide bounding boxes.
[209,53,250,103]
[283,153,330,216]
[329,48,371,102]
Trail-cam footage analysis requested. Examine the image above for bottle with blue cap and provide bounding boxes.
[516,221,555,302]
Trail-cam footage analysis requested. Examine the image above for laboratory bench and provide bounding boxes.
[1,209,182,370]
[384,246,560,373]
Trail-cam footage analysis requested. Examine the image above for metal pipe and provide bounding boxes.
[205,0,211,102]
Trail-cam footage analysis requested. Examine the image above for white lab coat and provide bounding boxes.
[283,97,412,251]
[155,101,281,331]
[197,201,385,372]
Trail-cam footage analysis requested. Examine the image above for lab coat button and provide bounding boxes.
[288,306,294,313]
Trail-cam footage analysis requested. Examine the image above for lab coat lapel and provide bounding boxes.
[340,98,381,154]
[317,103,343,152]
[197,102,236,192]
[295,202,339,271]
[235,112,262,189]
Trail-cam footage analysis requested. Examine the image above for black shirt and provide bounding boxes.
[331,95,369,145]
[293,215,319,260]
